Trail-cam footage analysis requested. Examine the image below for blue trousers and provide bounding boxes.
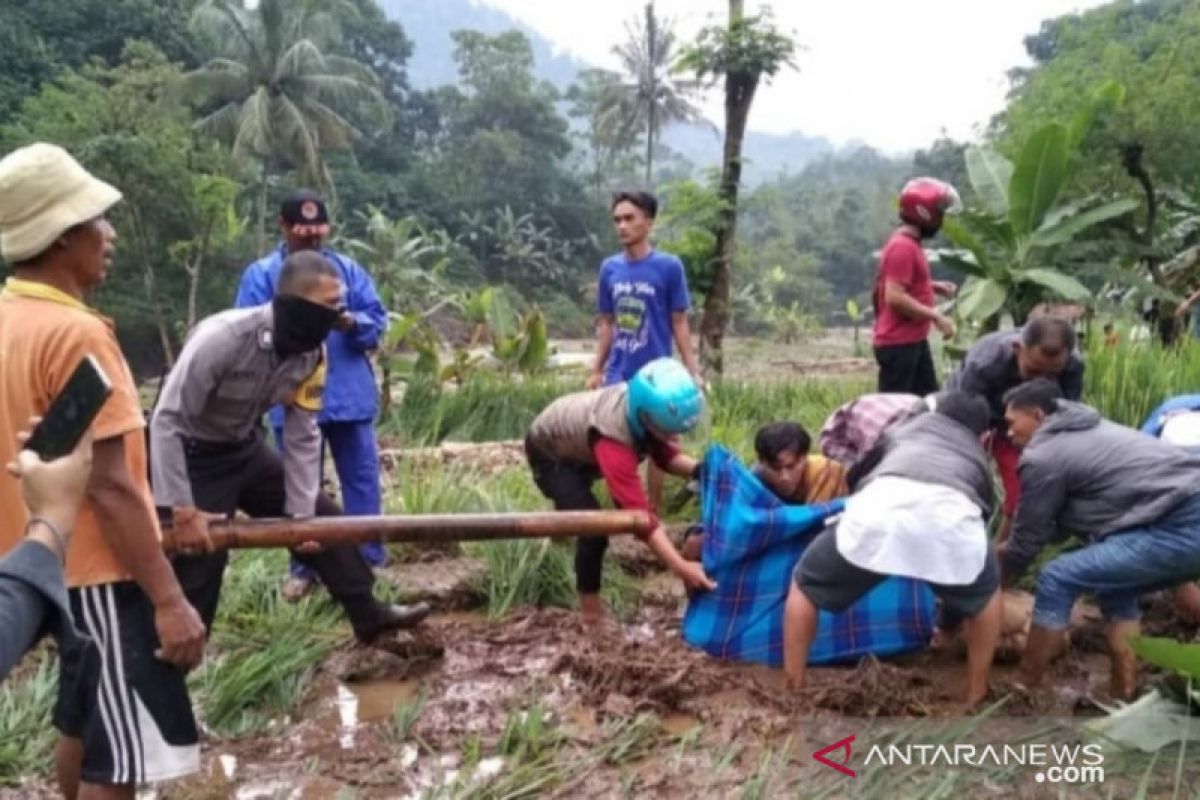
[1032,492,1200,628]
[278,421,385,579]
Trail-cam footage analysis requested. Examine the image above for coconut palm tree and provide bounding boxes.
[602,2,705,184]
[180,0,389,245]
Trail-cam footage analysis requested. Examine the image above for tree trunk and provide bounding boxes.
[1122,144,1161,283]
[184,262,201,333]
[129,206,174,367]
[1122,144,1177,343]
[184,219,215,332]
[143,266,175,368]
[700,0,756,375]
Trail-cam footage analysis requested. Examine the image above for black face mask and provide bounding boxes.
[272,294,340,357]
[918,222,942,240]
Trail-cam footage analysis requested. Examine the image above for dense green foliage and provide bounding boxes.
[3,1,1200,372]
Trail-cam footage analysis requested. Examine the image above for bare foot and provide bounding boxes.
[1175,583,1200,625]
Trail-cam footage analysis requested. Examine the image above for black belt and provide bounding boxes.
[182,432,259,458]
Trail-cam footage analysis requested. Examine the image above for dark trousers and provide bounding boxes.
[171,434,387,639]
[874,340,939,395]
[525,439,606,594]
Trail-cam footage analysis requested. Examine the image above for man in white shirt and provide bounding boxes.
[783,391,1002,708]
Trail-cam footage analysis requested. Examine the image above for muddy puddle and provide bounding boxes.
[13,583,1198,799]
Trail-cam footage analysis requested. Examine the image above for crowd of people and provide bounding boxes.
[1,142,1199,797]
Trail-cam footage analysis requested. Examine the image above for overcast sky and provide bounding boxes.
[483,0,1110,153]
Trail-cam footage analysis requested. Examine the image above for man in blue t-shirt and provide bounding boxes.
[588,191,702,389]
[587,190,703,512]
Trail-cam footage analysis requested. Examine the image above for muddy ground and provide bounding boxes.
[9,554,1196,800]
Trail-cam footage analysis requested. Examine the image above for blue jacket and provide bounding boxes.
[235,244,387,424]
[1141,394,1200,437]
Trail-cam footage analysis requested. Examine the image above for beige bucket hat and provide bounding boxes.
[0,143,122,263]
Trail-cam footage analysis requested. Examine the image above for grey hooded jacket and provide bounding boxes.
[1003,401,1200,578]
[859,411,994,516]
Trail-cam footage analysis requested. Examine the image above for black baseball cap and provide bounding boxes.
[280,189,330,236]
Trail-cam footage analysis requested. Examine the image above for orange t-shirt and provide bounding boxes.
[801,454,850,504]
[0,278,157,587]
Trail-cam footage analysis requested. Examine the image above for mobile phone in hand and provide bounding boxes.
[24,355,113,460]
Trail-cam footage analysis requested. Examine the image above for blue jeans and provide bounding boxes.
[1033,492,1200,628]
[276,421,386,579]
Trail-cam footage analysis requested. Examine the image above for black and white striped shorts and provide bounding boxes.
[55,581,199,785]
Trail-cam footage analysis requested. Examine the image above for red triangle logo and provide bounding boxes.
[813,734,856,777]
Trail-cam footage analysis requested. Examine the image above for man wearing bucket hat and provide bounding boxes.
[235,189,389,602]
[525,358,716,623]
[0,143,206,796]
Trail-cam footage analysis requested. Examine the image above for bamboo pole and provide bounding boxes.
[163,510,654,553]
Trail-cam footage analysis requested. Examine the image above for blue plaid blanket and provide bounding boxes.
[682,445,937,666]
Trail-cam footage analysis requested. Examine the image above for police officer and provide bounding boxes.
[150,251,429,642]
[235,189,388,601]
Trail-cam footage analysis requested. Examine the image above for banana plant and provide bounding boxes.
[938,83,1138,327]
[463,287,550,375]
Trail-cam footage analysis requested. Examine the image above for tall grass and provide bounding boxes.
[703,377,871,460]
[1084,338,1200,428]
[191,550,343,736]
[0,652,57,782]
[381,374,575,445]
[380,370,873,449]
[469,539,577,618]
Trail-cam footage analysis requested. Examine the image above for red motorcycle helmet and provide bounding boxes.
[898,177,962,232]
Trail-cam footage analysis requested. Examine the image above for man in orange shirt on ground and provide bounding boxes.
[0,143,205,799]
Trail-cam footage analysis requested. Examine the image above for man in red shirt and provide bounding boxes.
[525,358,715,623]
[872,178,961,395]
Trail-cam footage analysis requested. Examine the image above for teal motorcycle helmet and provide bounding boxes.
[625,358,704,440]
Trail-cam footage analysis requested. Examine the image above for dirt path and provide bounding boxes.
[6,561,1196,798]
[70,588,1184,799]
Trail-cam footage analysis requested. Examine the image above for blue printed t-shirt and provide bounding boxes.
[597,249,691,384]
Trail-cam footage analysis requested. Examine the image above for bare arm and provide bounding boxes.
[90,436,205,668]
[1177,287,1200,317]
[671,312,703,380]
[588,315,615,389]
[884,280,954,336]
[662,450,698,480]
[646,524,715,591]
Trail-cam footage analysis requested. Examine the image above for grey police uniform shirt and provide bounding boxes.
[150,305,326,517]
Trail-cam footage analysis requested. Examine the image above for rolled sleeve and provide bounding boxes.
[282,405,321,516]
